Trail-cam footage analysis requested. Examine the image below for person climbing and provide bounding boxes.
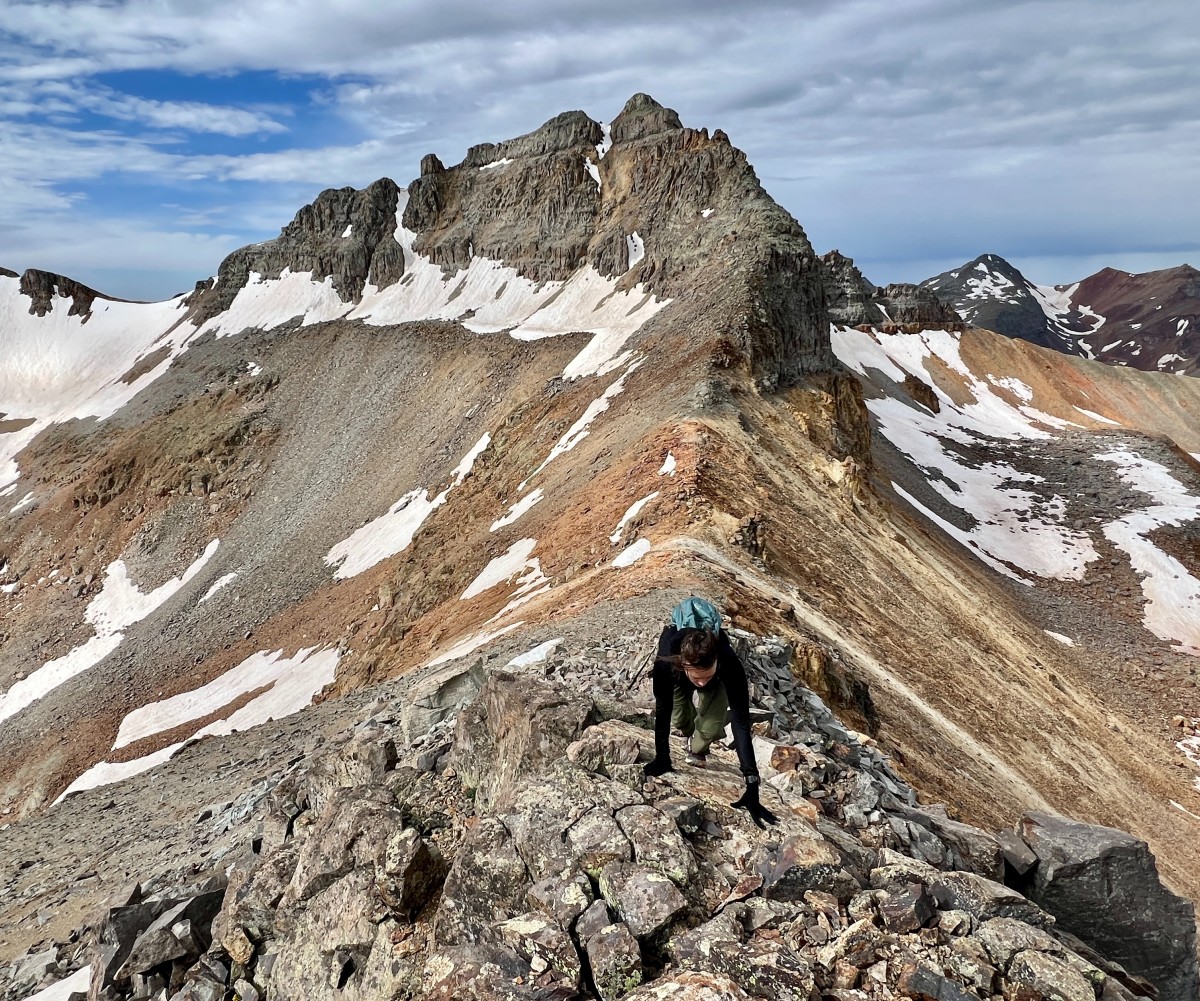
[642,597,778,828]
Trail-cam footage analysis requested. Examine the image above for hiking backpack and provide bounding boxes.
[670,596,721,635]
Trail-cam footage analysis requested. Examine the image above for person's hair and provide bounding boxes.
[679,629,718,670]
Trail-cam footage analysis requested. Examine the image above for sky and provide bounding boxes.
[0,0,1197,302]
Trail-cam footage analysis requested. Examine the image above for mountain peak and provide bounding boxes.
[610,91,683,143]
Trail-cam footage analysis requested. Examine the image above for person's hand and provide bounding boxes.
[643,757,673,779]
[731,780,778,828]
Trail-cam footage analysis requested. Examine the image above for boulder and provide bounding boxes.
[622,971,753,1000]
[926,871,1050,927]
[756,834,860,902]
[421,944,552,1000]
[669,911,814,1000]
[585,922,642,1000]
[375,827,446,919]
[895,961,978,1001]
[597,863,688,938]
[565,808,634,878]
[615,805,697,886]
[1018,811,1199,1001]
[496,912,583,987]
[876,882,934,933]
[452,672,594,812]
[1008,950,1099,1001]
[434,817,530,947]
[526,872,594,928]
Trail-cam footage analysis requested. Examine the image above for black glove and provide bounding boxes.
[731,778,778,828]
[643,757,673,779]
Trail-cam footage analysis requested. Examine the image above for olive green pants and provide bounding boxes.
[671,681,729,755]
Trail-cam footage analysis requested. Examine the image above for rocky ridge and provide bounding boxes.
[822,252,960,330]
[6,627,1195,1001]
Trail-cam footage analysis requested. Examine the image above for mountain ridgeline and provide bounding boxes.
[921,254,1200,376]
[2,94,1200,1001]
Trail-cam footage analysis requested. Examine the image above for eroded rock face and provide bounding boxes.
[18,269,104,319]
[189,178,404,326]
[821,251,960,328]
[1017,811,1200,1001]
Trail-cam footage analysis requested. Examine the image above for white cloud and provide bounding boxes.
[0,0,1196,296]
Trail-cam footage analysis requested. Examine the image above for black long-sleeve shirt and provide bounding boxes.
[652,625,759,778]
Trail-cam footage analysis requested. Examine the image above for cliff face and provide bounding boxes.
[188,178,405,327]
[822,252,959,328]
[17,269,105,319]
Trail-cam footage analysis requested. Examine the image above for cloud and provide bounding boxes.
[0,0,1196,296]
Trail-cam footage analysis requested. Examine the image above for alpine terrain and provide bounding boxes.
[922,255,1200,376]
[2,95,1199,1001]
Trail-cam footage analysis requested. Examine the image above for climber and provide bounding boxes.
[642,597,778,828]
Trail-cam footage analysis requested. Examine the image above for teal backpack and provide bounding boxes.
[671,597,721,635]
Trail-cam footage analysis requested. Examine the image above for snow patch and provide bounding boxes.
[609,491,659,544]
[1074,407,1120,426]
[463,538,538,600]
[519,360,640,489]
[427,622,524,667]
[584,156,601,190]
[113,646,339,750]
[506,638,564,670]
[23,967,90,1001]
[490,489,543,532]
[701,208,715,219]
[1044,630,1075,646]
[626,232,645,271]
[612,538,652,568]
[1095,449,1200,654]
[326,434,490,579]
[341,224,353,238]
[9,491,34,514]
[659,452,677,476]
[0,541,219,725]
[200,572,238,602]
[479,158,513,170]
[60,647,339,798]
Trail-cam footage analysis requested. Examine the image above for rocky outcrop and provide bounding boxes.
[188,178,405,327]
[18,269,104,319]
[1016,811,1199,1000]
[874,283,961,326]
[822,253,960,328]
[15,628,1185,1001]
[822,250,887,327]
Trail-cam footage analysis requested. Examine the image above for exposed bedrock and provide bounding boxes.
[1016,811,1199,1001]
[188,178,404,327]
[18,269,104,319]
[821,251,960,328]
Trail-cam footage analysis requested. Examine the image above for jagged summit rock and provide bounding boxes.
[16,269,108,319]
[189,177,405,326]
[822,250,959,328]
[610,92,683,143]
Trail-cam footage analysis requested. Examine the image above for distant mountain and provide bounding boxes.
[922,254,1200,376]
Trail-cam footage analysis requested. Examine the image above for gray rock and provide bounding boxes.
[566,808,634,878]
[655,796,705,835]
[927,871,1050,927]
[896,961,977,1001]
[1019,811,1199,1001]
[597,863,687,938]
[526,873,593,927]
[585,922,642,1000]
[975,916,1062,970]
[496,912,582,987]
[453,672,594,813]
[575,899,613,942]
[756,834,860,902]
[421,944,555,1000]
[996,828,1038,877]
[615,805,696,886]
[876,882,934,933]
[375,827,445,919]
[434,817,530,947]
[1008,950,1099,1001]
